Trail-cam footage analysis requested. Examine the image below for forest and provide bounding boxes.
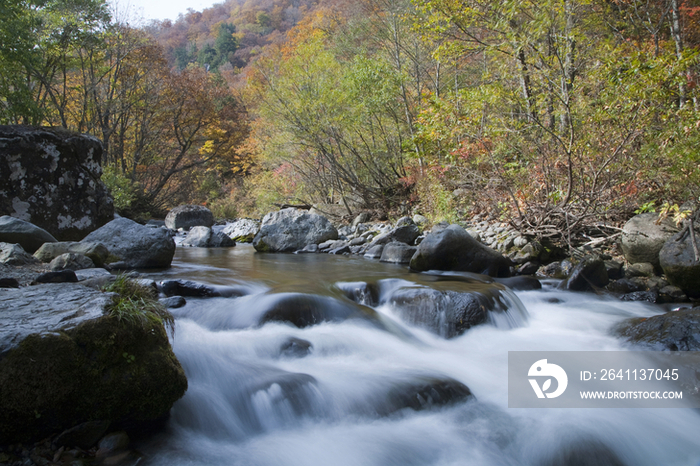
[1,0,698,245]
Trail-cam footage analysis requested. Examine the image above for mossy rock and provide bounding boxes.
[0,283,187,444]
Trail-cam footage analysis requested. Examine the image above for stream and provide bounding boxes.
[140,245,700,466]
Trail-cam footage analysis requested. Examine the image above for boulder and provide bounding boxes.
[257,293,380,328]
[164,205,214,231]
[387,286,505,338]
[34,241,109,267]
[560,255,609,291]
[371,377,473,417]
[181,226,235,248]
[0,242,40,266]
[222,218,260,243]
[379,242,417,264]
[616,307,700,351]
[621,212,677,266]
[81,218,175,269]
[0,125,114,240]
[0,216,57,253]
[0,283,187,443]
[392,217,421,245]
[409,224,513,277]
[253,208,338,253]
[659,229,700,298]
[49,253,94,271]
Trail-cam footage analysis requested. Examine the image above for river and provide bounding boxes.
[140,245,700,466]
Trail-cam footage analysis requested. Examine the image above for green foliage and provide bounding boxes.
[208,196,239,220]
[102,165,139,213]
[103,275,174,336]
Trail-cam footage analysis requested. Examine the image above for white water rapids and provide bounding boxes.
[140,246,700,466]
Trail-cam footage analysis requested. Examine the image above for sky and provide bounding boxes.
[109,0,222,23]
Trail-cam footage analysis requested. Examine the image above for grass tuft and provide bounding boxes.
[103,274,175,336]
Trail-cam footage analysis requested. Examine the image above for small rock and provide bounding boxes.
[53,420,111,450]
[49,253,95,272]
[329,245,351,255]
[560,255,609,291]
[624,262,655,278]
[606,278,644,294]
[379,242,417,264]
[33,270,78,284]
[513,236,528,248]
[296,244,319,254]
[604,260,624,280]
[620,290,658,303]
[364,244,385,259]
[412,214,428,226]
[349,236,367,246]
[658,285,688,303]
[0,278,20,288]
[96,432,130,458]
[516,261,540,276]
[279,337,312,358]
[352,212,371,228]
[159,296,187,309]
[0,242,40,266]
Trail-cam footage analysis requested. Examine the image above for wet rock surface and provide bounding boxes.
[82,218,175,269]
[0,125,114,241]
[369,377,474,417]
[158,279,249,298]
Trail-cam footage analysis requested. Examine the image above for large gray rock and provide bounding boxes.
[253,208,338,253]
[409,224,513,277]
[222,218,260,243]
[659,228,700,298]
[616,307,700,351]
[0,125,114,241]
[621,212,678,266]
[0,283,187,443]
[81,218,175,269]
[0,242,40,266]
[34,241,109,267]
[165,205,214,230]
[0,216,57,253]
[379,242,417,264]
[181,226,235,248]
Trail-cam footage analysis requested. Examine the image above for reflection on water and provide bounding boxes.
[140,245,700,466]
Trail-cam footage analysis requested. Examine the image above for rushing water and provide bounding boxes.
[140,245,700,466]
